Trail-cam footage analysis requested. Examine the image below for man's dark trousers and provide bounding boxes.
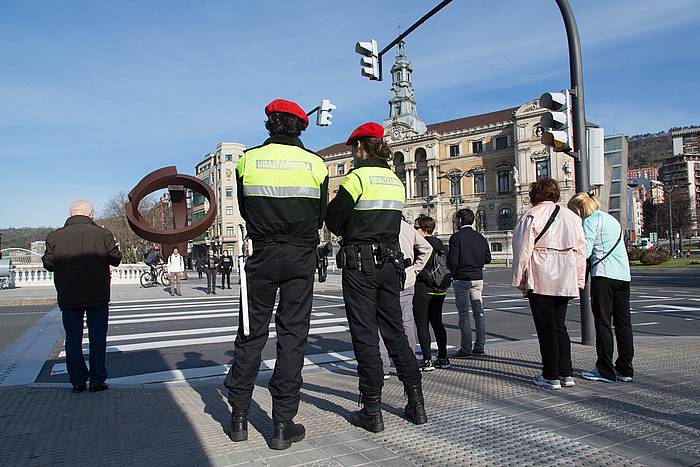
[590,277,634,381]
[342,265,421,395]
[205,268,217,293]
[224,243,315,423]
[61,304,109,387]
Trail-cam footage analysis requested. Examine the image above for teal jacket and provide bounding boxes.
[583,210,630,282]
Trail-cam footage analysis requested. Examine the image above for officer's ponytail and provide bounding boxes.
[359,137,392,161]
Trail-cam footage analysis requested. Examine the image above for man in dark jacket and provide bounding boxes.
[203,249,220,295]
[447,208,491,358]
[42,200,122,392]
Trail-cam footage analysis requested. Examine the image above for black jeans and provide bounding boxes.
[590,277,634,380]
[528,293,573,380]
[61,304,109,387]
[224,243,315,423]
[221,270,231,288]
[205,269,217,293]
[413,284,448,360]
[342,266,421,396]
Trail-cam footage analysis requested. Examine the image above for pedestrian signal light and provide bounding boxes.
[355,39,380,80]
[539,91,573,152]
[317,99,336,126]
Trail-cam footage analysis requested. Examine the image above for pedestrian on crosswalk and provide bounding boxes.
[167,247,185,296]
[42,200,122,393]
[220,250,233,290]
[326,122,427,434]
[223,99,328,451]
[568,192,634,384]
[203,249,219,295]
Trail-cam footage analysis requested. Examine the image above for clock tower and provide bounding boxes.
[384,42,427,139]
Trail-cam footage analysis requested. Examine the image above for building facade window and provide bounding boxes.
[476,210,487,232]
[419,179,429,198]
[498,169,510,193]
[496,136,508,150]
[451,175,462,196]
[536,160,550,180]
[225,187,233,198]
[225,154,233,162]
[472,141,483,154]
[474,173,485,194]
[498,207,515,230]
[449,144,460,157]
[193,194,205,207]
[337,164,345,175]
[491,242,503,252]
[226,226,234,237]
[225,206,233,216]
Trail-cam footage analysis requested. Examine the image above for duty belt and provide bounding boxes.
[336,242,406,289]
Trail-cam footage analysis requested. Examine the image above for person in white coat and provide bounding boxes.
[167,247,185,296]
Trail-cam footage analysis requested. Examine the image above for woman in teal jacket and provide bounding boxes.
[568,193,634,383]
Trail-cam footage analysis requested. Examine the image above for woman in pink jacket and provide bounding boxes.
[512,178,586,390]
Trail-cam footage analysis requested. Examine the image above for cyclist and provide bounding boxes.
[144,245,164,281]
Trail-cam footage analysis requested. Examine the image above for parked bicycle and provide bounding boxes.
[140,264,171,288]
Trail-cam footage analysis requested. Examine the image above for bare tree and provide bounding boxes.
[96,192,173,263]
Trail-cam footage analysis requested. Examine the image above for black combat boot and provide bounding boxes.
[349,393,384,433]
[228,412,248,442]
[404,384,428,425]
[270,420,305,450]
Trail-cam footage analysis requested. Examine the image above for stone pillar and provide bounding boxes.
[428,166,434,195]
[406,170,413,199]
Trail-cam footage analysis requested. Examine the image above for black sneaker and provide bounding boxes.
[71,384,87,393]
[434,358,451,369]
[420,359,435,372]
[472,349,485,356]
[451,349,472,359]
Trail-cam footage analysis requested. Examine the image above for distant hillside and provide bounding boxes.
[0,227,56,250]
[627,125,699,169]
[627,131,672,169]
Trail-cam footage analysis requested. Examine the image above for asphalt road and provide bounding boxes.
[0,305,55,353]
[27,267,699,385]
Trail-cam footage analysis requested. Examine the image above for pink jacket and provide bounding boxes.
[512,201,586,297]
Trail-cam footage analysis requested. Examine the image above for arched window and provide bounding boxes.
[476,210,487,232]
[415,148,428,198]
[498,207,514,231]
[393,152,406,186]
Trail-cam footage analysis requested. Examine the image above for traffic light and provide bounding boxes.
[355,39,379,80]
[539,91,573,153]
[316,99,336,126]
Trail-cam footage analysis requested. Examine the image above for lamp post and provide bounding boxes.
[438,171,468,232]
[420,192,443,217]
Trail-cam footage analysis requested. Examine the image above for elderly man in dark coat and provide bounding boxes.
[43,200,122,393]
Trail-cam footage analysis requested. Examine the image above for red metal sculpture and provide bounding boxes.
[125,166,217,258]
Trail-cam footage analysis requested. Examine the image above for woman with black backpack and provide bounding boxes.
[413,215,451,372]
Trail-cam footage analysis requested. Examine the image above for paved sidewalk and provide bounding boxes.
[1,336,698,466]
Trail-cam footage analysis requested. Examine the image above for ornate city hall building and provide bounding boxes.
[318,45,576,252]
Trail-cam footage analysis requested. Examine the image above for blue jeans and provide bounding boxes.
[61,304,109,387]
[453,279,485,352]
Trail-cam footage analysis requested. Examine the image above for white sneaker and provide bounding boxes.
[560,376,575,388]
[383,373,392,381]
[615,370,633,382]
[534,375,561,390]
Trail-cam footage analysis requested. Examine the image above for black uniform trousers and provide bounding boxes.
[342,265,421,396]
[224,243,315,423]
[528,293,573,381]
[590,277,634,381]
[221,269,231,288]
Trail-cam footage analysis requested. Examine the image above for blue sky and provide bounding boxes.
[2,0,699,227]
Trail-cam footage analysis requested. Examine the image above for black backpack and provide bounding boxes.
[419,248,452,289]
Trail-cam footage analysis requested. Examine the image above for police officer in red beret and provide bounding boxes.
[224,99,329,450]
[326,122,427,433]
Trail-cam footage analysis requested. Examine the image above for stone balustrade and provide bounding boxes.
[12,264,150,287]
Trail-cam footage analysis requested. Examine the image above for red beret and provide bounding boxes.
[265,99,309,127]
[345,122,385,146]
